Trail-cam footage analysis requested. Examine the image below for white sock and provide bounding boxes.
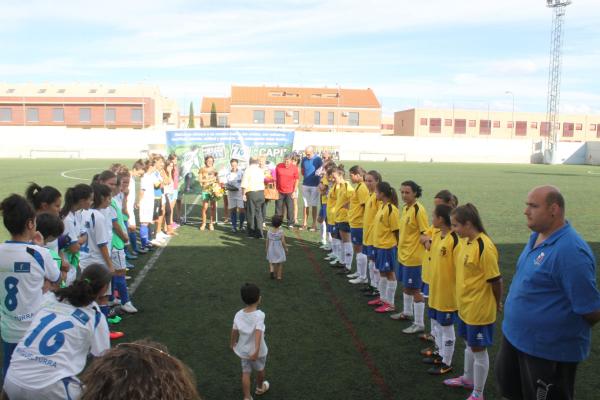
[332,239,341,260]
[463,345,474,382]
[414,301,425,327]
[343,242,354,270]
[378,278,388,302]
[357,253,368,280]
[431,319,442,351]
[472,349,489,396]
[373,266,380,287]
[321,221,327,243]
[441,325,456,366]
[386,279,397,306]
[368,261,375,286]
[403,293,414,316]
[327,232,332,246]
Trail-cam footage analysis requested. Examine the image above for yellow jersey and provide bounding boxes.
[429,230,459,312]
[348,182,370,228]
[454,233,500,325]
[326,183,338,225]
[421,226,436,284]
[319,175,329,204]
[372,202,400,249]
[397,201,429,267]
[334,181,354,223]
[362,193,381,246]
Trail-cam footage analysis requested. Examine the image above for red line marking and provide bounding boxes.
[295,232,394,400]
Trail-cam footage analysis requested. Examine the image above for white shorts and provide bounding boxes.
[3,375,82,400]
[302,185,320,207]
[111,248,127,271]
[139,201,154,223]
[241,356,267,373]
[228,198,244,209]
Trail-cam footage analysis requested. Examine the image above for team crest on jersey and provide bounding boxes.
[13,262,30,273]
[534,252,545,266]
[72,309,90,325]
[440,247,447,256]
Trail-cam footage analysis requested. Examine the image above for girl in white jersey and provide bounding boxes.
[4,263,111,400]
[0,195,60,379]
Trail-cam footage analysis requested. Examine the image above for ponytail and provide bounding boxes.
[434,204,453,228]
[349,165,366,179]
[60,184,93,218]
[91,183,111,209]
[400,180,423,198]
[451,203,486,234]
[55,263,112,307]
[376,181,399,207]
[0,194,36,235]
[25,182,61,211]
[365,170,382,184]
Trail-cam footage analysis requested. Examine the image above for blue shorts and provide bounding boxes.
[400,265,422,289]
[428,308,457,326]
[327,224,334,233]
[330,224,340,239]
[337,222,350,233]
[375,247,398,273]
[421,282,429,297]
[350,228,363,245]
[456,318,495,348]
[320,204,327,219]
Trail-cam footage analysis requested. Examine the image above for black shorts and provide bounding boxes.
[153,199,163,220]
[495,336,578,400]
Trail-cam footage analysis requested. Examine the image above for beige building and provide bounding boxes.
[199,85,382,133]
[395,108,600,141]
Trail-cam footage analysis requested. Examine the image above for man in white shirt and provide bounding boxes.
[241,157,265,239]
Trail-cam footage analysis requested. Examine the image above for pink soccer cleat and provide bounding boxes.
[443,376,474,390]
[367,298,384,306]
[374,303,395,313]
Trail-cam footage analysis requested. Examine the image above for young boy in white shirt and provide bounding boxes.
[230,283,270,400]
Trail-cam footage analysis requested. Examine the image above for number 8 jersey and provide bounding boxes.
[6,293,109,389]
[0,241,60,344]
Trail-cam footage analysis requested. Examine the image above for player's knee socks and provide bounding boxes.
[321,222,327,243]
[463,345,475,382]
[414,301,425,327]
[332,238,341,259]
[472,349,489,395]
[441,324,456,366]
[343,242,354,270]
[114,275,129,304]
[403,293,414,316]
[431,319,441,350]
[371,263,380,287]
[100,305,109,318]
[357,253,368,280]
[378,278,388,302]
[386,279,397,306]
[128,231,139,252]
[327,232,332,245]
[230,210,237,228]
[140,224,149,247]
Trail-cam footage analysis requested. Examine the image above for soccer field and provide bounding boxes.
[1,159,599,399]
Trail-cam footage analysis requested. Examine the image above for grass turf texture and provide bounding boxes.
[1,159,600,399]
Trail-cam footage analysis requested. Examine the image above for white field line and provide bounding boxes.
[129,194,201,295]
[61,168,102,181]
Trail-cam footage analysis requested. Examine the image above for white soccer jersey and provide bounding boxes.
[226,170,244,200]
[79,209,110,269]
[6,294,109,390]
[100,206,116,246]
[63,211,82,246]
[0,242,60,343]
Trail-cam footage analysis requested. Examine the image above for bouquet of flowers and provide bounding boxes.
[206,182,225,200]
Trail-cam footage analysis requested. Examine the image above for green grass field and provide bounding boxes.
[1,159,600,399]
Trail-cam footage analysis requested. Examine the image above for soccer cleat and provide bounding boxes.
[346,272,360,278]
[466,393,484,400]
[136,247,149,254]
[125,253,138,260]
[402,323,425,334]
[109,331,125,340]
[107,315,122,325]
[361,285,375,292]
[349,277,368,284]
[150,239,166,248]
[390,312,413,321]
[364,289,380,298]
[336,269,351,275]
[108,298,121,307]
[420,345,438,357]
[367,298,384,306]
[126,261,135,270]
[120,301,138,314]
[443,376,474,390]
[422,353,443,365]
[428,363,453,375]
[255,380,270,396]
[329,258,342,265]
[375,303,395,313]
[419,332,435,342]
[325,253,336,260]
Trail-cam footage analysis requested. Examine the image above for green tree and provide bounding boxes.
[187,102,195,128]
[210,102,218,127]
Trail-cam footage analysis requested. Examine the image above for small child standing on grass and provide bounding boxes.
[266,214,288,280]
[231,283,270,400]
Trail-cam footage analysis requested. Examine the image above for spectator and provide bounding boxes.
[300,146,323,231]
[275,153,299,228]
[241,157,265,239]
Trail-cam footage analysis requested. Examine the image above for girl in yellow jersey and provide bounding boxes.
[323,166,341,264]
[443,204,502,400]
[367,182,400,313]
[361,170,382,297]
[318,167,331,250]
[331,166,355,274]
[425,204,459,376]
[393,181,430,335]
[346,166,370,284]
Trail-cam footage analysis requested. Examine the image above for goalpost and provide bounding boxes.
[358,151,407,162]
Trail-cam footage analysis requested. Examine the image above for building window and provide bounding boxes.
[131,109,143,123]
[0,108,11,122]
[507,121,514,128]
[52,108,64,122]
[590,124,597,131]
[274,110,285,124]
[293,111,300,124]
[575,123,583,131]
[597,125,600,138]
[530,122,538,129]
[328,111,334,125]
[493,120,500,128]
[105,108,116,123]
[348,112,359,126]
[469,120,476,128]
[515,121,527,136]
[80,108,91,123]
[26,108,39,122]
[563,122,574,137]
[420,118,428,126]
[540,122,550,137]
[314,111,320,125]
[444,119,452,127]
[218,116,228,127]
[479,120,491,135]
[253,110,265,124]
[454,119,466,134]
[429,118,441,133]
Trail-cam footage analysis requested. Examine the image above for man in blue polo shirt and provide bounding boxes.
[300,146,322,231]
[496,185,600,400]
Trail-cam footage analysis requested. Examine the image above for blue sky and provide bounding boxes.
[2,0,599,115]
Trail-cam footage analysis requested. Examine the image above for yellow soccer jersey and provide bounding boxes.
[334,181,354,223]
[397,201,429,267]
[362,193,381,246]
[421,226,436,284]
[454,233,500,325]
[319,175,329,204]
[348,182,370,228]
[326,183,338,224]
[372,202,400,249]
[429,230,459,312]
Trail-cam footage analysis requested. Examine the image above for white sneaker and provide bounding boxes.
[108,298,121,307]
[349,277,368,284]
[402,323,425,334]
[325,253,336,260]
[150,239,166,247]
[157,232,171,239]
[121,301,138,313]
[346,272,360,278]
[329,258,341,265]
